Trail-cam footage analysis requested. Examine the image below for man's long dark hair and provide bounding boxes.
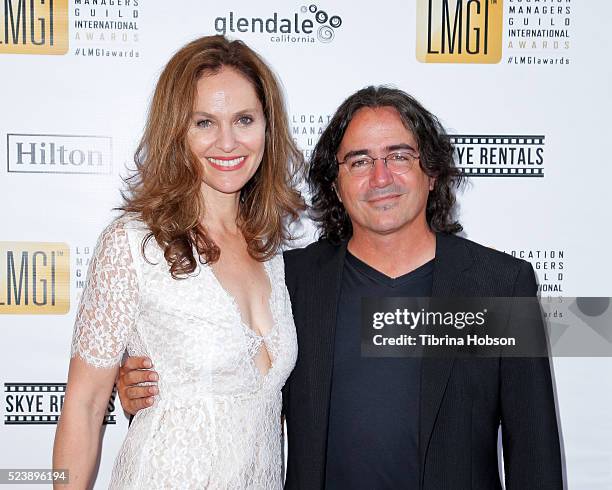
[308,86,464,243]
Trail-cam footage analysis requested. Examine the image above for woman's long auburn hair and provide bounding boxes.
[121,35,305,278]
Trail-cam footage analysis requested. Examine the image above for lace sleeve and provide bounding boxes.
[70,220,139,369]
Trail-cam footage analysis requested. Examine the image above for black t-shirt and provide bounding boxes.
[325,252,434,490]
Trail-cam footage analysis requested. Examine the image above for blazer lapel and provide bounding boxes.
[308,240,347,485]
[419,233,474,487]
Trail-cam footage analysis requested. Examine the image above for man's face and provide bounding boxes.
[335,106,434,239]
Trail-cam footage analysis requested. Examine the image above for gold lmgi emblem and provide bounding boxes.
[417,0,503,63]
[0,0,69,55]
[0,242,70,314]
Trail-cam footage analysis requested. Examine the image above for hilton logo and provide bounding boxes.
[7,134,112,174]
[4,383,116,424]
[0,242,70,314]
[416,0,503,63]
[0,0,69,55]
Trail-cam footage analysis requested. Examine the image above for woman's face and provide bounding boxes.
[187,66,266,201]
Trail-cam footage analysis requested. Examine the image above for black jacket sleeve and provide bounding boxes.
[500,261,563,489]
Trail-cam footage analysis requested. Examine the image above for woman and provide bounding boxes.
[53,35,305,489]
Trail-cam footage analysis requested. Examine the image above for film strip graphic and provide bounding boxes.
[450,135,545,177]
[4,383,116,425]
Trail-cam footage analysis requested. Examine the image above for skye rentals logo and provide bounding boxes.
[417,0,503,63]
[0,0,69,55]
[4,383,117,424]
[214,4,343,44]
[0,242,70,314]
[452,135,545,177]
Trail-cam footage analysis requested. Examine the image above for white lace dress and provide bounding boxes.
[70,217,297,489]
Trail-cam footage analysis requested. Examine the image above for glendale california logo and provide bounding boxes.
[214,4,343,44]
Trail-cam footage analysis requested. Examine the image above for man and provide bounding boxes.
[118,87,563,489]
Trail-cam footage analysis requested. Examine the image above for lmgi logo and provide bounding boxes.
[416,0,503,63]
[0,0,69,55]
[7,134,112,174]
[0,242,70,314]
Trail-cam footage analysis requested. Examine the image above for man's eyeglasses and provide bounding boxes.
[337,149,420,177]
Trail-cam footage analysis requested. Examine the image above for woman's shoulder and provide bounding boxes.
[265,250,287,277]
[92,214,152,259]
[97,214,149,243]
[93,215,168,281]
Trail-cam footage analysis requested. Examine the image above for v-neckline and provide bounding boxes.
[206,258,278,379]
[206,258,277,340]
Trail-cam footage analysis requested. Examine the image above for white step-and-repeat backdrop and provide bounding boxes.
[1,1,611,488]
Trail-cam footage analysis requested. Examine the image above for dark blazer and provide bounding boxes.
[282,232,563,490]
